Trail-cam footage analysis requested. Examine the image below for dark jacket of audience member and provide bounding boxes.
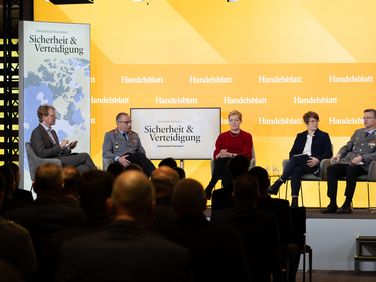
[211,173,280,282]
[5,164,85,280]
[249,166,291,246]
[0,164,33,215]
[57,170,191,282]
[0,171,37,276]
[46,170,115,278]
[163,178,251,282]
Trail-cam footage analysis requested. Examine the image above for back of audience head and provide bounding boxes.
[0,164,16,198]
[172,178,206,216]
[151,166,179,198]
[233,173,260,207]
[158,157,177,168]
[248,166,270,196]
[33,163,63,197]
[123,163,143,173]
[108,170,154,223]
[79,170,114,222]
[173,166,186,180]
[62,166,80,198]
[228,155,250,180]
[106,162,124,177]
[9,163,20,189]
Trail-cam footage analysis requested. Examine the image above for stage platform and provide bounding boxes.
[205,207,376,271]
[306,208,376,271]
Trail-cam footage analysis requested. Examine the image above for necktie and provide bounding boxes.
[47,129,56,144]
[365,131,369,138]
[122,132,128,140]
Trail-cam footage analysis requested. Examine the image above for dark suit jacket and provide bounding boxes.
[289,129,332,161]
[30,124,70,158]
[162,213,250,282]
[5,197,85,264]
[257,197,291,246]
[211,205,280,282]
[57,220,192,282]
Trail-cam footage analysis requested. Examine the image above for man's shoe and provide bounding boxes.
[321,204,338,214]
[268,179,283,195]
[336,205,352,214]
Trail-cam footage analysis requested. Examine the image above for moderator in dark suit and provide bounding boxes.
[31,124,96,174]
[57,220,192,282]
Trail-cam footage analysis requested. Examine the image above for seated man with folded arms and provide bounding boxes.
[322,109,376,214]
[103,112,155,177]
[31,104,97,174]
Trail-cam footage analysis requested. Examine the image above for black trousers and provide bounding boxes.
[127,152,156,177]
[280,156,317,196]
[327,163,366,202]
[206,157,233,192]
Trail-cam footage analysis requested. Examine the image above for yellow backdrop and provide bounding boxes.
[34,0,376,207]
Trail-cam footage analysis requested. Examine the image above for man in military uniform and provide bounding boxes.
[322,109,376,214]
[102,112,155,176]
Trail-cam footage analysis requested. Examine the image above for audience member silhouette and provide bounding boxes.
[61,166,81,207]
[57,170,191,282]
[211,173,280,282]
[106,162,125,177]
[163,178,251,282]
[0,172,37,276]
[150,166,179,231]
[158,157,178,168]
[249,166,292,281]
[211,154,250,210]
[46,170,115,279]
[5,163,85,280]
[9,163,33,207]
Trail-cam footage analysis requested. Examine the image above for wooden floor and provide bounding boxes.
[296,270,376,282]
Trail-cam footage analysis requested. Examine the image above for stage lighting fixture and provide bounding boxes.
[131,0,152,5]
[49,0,94,4]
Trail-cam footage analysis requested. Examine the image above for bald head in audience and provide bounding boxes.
[172,178,206,215]
[33,163,64,197]
[151,166,179,198]
[108,170,155,223]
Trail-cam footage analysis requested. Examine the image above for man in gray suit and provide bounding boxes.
[30,105,96,174]
[322,109,376,214]
[102,112,155,176]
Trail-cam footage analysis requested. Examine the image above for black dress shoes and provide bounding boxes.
[321,204,338,214]
[268,179,283,195]
[336,205,352,214]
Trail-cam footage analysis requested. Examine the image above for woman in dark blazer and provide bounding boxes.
[268,111,332,207]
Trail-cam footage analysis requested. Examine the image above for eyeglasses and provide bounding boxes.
[363,117,375,120]
[308,120,319,123]
[118,120,131,124]
[47,114,56,118]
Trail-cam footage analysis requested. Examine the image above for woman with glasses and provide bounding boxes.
[268,111,332,207]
